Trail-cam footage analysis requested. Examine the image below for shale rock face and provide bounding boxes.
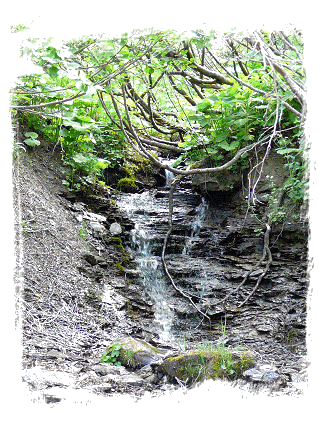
[192,167,242,192]
[15,139,309,401]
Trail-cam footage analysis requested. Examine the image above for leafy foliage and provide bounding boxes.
[101,343,122,366]
[12,28,306,210]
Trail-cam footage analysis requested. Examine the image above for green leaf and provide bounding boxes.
[25,132,38,139]
[96,159,110,169]
[112,344,122,351]
[277,147,300,155]
[145,65,155,74]
[46,46,61,61]
[24,138,41,147]
[48,64,59,79]
[218,141,239,151]
[196,99,212,113]
[72,153,90,164]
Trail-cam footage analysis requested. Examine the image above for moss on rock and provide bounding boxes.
[157,348,253,385]
[108,337,164,369]
[117,176,138,192]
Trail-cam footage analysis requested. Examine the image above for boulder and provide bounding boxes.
[157,348,253,384]
[89,221,105,233]
[108,337,165,369]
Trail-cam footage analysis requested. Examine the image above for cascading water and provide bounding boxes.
[117,186,213,343]
[182,197,209,256]
[165,169,175,188]
[116,191,175,343]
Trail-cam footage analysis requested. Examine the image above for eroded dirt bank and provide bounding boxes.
[13,139,309,404]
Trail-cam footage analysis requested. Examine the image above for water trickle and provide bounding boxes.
[116,192,175,342]
[182,197,209,256]
[117,190,215,342]
[162,158,175,188]
[165,169,175,188]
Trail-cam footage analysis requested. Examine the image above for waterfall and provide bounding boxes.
[163,159,175,188]
[116,190,213,342]
[165,169,175,188]
[182,197,209,256]
[116,192,175,343]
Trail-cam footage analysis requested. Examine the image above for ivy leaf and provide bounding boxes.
[96,159,110,169]
[25,132,38,139]
[24,138,41,147]
[145,65,155,74]
[45,46,61,61]
[276,148,300,155]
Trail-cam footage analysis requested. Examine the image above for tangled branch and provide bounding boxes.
[208,224,272,311]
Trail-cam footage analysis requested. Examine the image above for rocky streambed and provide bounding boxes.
[13,143,309,406]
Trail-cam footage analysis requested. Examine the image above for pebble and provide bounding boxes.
[109,222,122,235]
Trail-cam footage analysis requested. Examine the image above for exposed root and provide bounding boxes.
[209,223,272,310]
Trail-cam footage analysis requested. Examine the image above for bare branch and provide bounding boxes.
[11,91,86,110]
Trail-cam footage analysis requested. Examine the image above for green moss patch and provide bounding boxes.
[158,348,253,385]
[117,176,138,192]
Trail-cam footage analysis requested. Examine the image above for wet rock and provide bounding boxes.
[83,253,105,266]
[75,371,102,388]
[256,324,274,334]
[84,212,107,223]
[91,363,115,376]
[136,364,157,383]
[107,373,145,386]
[243,364,288,388]
[72,202,86,212]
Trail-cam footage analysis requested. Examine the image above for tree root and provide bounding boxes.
[210,223,272,310]
[160,171,273,319]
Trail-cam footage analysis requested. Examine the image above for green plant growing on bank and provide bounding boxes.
[276,135,307,206]
[108,236,131,265]
[78,221,88,248]
[193,317,252,381]
[116,262,124,272]
[100,343,122,366]
[12,29,305,214]
[23,131,41,147]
